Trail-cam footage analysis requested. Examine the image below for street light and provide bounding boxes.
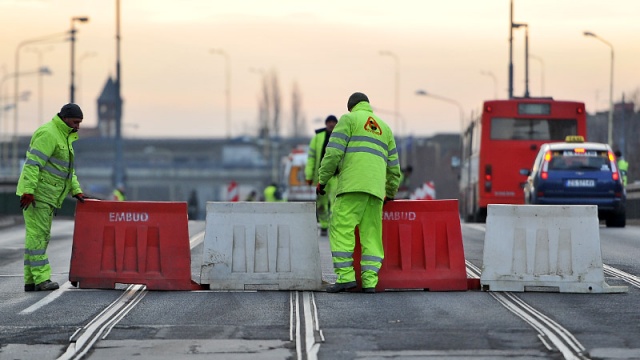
[78,51,97,105]
[70,16,89,103]
[512,22,530,98]
[379,51,400,133]
[583,31,614,146]
[415,90,465,135]
[380,50,403,167]
[210,48,231,139]
[5,67,52,175]
[13,30,70,174]
[415,89,465,174]
[26,46,54,125]
[480,70,498,99]
[529,54,545,96]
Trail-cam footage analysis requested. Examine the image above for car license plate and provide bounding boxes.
[565,179,595,187]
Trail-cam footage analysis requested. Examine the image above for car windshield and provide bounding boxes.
[548,150,611,171]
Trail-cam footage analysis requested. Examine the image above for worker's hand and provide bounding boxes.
[73,193,85,203]
[383,197,394,204]
[20,194,36,210]
[316,183,326,196]
[306,179,313,186]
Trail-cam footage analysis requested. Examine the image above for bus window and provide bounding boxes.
[490,118,577,141]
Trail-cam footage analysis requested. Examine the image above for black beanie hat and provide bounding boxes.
[347,92,369,111]
[59,103,83,119]
[325,115,338,124]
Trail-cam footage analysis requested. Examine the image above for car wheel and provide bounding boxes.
[605,211,626,228]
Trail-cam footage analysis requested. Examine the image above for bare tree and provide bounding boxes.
[291,81,303,138]
[269,69,281,139]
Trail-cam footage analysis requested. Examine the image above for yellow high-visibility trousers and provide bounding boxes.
[23,202,55,285]
[329,192,384,288]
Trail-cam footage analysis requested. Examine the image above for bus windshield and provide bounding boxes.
[490,118,577,141]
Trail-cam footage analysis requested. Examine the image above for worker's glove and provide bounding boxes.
[20,194,36,210]
[383,197,394,204]
[306,179,313,186]
[73,193,85,203]
[316,183,326,195]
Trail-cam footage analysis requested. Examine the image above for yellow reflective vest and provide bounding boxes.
[16,115,83,208]
[305,128,330,183]
[318,102,401,200]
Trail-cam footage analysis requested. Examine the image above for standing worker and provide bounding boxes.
[615,150,629,186]
[16,103,86,292]
[317,92,401,293]
[305,115,339,236]
[263,182,281,202]
[112,183,126,201]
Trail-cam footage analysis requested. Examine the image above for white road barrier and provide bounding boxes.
[200,202,322,290]
[480,204,627,293]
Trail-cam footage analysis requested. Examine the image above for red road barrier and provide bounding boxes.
[354,199,473,291]
[69,200,201,290]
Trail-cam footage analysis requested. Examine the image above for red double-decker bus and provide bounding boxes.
[459,98,587,222]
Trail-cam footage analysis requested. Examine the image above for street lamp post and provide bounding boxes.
[13,31,70,175]
[380,50,403,167]
[415,90,465,136]
[584,31,614,146]
[78,51,97,106]
[512,22,530,98]
[210,49,231,139]
[70,16,89,104]
[480,70,498,99]
[26,46,54,125]
[6,67,52,175]
[529,54,545,96]
[415,89,465,168]
[379,50,400,134]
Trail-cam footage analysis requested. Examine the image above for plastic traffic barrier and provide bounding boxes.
[353,199,472,291]
[69,200,201,290]
[480,204,627,293]
[200,202,322,290]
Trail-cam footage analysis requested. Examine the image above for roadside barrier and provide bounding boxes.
[69,200,200,290]
[227,181,239,202]
[480,204,627,293]
[200,202,322,290]
[353,199,473,291]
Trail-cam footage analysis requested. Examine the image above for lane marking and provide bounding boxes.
[291,291,323,360]
[20,281,74,314]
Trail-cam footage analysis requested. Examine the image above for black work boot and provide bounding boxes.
[24,284,35,292]
[362,287,376,293]
[35,280,59,291]
[326,281,357,293]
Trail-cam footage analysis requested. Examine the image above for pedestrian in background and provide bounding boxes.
[305,114,339,236]
[16,103,86,292]
[317,92,401,293]
[112,183,126,201]
[615,150,629,186]
[263,182,282,202]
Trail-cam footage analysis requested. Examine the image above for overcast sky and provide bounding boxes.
[1,0,639,139]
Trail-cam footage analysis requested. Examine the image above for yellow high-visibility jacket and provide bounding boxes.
[16,115,82,208]
[318,102,401,200]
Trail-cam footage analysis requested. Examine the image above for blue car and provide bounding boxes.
[523,136,626,227]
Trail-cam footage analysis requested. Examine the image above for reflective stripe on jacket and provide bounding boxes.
[16,115,82,208]
[318,101,401,200]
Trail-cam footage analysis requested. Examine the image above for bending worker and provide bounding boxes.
[305,115,339,236]
[16,103,86,292]
[316,92,401,293]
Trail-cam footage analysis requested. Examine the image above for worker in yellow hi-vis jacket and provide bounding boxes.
[316,92,401,293]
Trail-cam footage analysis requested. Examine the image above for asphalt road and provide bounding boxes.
[0,215,639,360]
